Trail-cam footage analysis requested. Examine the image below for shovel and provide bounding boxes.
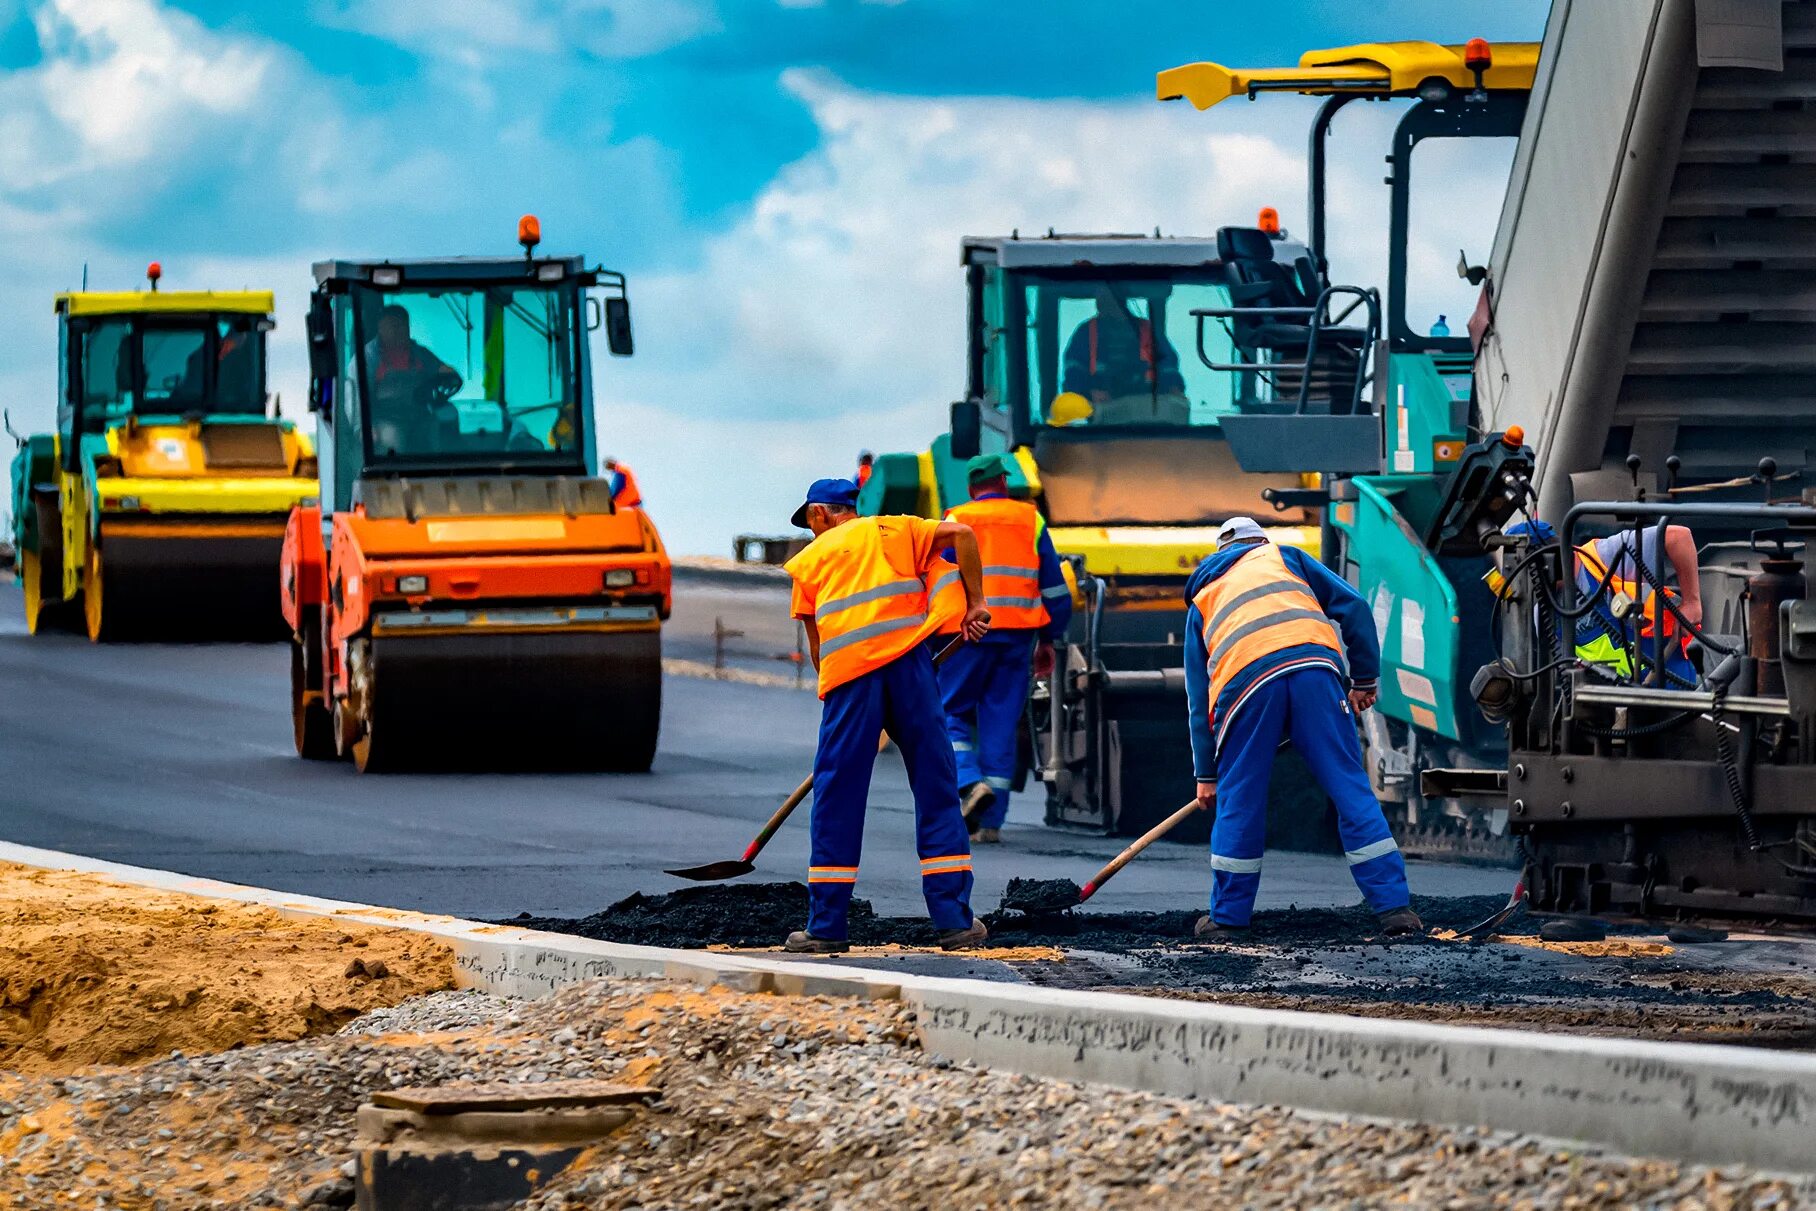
[1002,797,1209,914]
[1460,877,1526,940]
[665,635,966,882]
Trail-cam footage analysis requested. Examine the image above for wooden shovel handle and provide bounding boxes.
[740,727,905,863]
[1079,798,1208,902]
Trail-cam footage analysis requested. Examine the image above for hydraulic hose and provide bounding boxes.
[1708,682,1763,853]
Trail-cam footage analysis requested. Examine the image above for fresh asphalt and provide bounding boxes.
[0,570,1505,924]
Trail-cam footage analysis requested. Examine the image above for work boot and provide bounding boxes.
[938,920,989,951]
[961,782,997,830]
[783,931,850,954]
[1376,907,1426,938]
[970,827,1002,844]
[1194,915,1251,941]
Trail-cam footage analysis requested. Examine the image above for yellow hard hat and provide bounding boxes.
[1047,391,1094,426]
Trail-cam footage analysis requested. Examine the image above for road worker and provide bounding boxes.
[928,453,1073,843]
[1504,519,1703,687]
[1184,517,1420,939]
[604,457,642,509]
[782,477,993,953]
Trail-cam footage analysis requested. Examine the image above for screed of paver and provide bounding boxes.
[0,862,454,1073]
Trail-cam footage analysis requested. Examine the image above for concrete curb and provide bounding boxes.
[6,840,1814,1173]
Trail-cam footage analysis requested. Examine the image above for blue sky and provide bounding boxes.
[0,0,1548,553]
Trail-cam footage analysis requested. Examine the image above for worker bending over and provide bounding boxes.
[604,457,642,509]
[1184,518,1420,938]
[931,453,1072,842]
[783,477,993,953]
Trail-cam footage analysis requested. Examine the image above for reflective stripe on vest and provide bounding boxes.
[932,497,1050,631]
[1192,544,1341,720]
[785,516,943,698]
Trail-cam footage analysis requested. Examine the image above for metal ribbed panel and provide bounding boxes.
[1613,3,1816,478]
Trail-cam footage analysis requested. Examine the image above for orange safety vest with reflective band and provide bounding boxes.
[928,497,1049,633]
[1192,544,1342,714]
[786,516,944,698]
[1574,541,1682,640]
[610,465,642,509]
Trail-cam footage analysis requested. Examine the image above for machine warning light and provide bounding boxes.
[1465,38,1493,72]
[1502,425,1525,449]
[518,214,542,255]
[146,261,162,291]
[1257,206,1281,236]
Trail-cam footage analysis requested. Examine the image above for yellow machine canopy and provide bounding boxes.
[56,290,275,317]
[1159,40,1540,109]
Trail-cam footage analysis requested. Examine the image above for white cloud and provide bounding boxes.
[0,0,271,192]
[605,73,1513,555]
[317,0,717,62]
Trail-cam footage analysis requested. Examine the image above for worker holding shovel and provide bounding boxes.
[782,478,994,954]
[1185,517,1422,940]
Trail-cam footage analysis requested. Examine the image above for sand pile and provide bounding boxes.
[0,863,454,1073]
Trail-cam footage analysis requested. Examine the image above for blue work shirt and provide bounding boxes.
[941,491,1072,643]
[1183,542,1380,779]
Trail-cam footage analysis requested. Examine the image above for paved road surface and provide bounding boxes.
[0,574,1504,927]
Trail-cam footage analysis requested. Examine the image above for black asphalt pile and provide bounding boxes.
[507,883,1520,953]
[508,882,937,949]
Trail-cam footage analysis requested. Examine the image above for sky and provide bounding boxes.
[0,0,1549,555]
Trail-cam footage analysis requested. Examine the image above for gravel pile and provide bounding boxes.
[1,979,1810,1209]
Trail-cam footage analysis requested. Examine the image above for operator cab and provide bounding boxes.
[305,241,633,515]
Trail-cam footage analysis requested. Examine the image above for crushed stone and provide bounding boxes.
[2,978,1811,1209]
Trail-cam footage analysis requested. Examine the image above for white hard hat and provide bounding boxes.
[1215,516,1268,549]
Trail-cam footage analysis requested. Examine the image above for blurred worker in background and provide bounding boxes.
[604,457,642,509]
[1184,517,1419,939]
[856,450,875,487]
[783,478,993,954]
[363,304,462,452]
[929,453,1073,843]
[1061,284,1186,405]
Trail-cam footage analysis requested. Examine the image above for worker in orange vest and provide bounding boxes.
[783,477,993,953]
[1185,517,1419,940]
[604,457,642,509]
[928,453,1073,842]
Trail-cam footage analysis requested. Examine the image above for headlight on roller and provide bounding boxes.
[604,569,636,589]
[397,575,428,594]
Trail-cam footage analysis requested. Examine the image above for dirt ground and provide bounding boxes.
[0,863,454,1073]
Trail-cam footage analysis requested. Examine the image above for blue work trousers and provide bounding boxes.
[1210,668,1409,926]
[936,632,1036,829]
[808,645,975,940]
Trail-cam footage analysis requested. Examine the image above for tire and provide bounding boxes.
[83,542,122,643]
[20,546,47,635]
[291,634,336,760]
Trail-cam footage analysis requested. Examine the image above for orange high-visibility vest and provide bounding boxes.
[786,516,944,697]
[611,464,642,509]
[929,497,1049,633]
[1192,544,1341,712]
[1574,541,1682,640]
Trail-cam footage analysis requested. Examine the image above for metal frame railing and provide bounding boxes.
[1191,284,1381,417]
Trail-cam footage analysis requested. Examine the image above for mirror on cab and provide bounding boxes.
[949,399,981,459]
[605,297,634,357]
[306,294,337,402]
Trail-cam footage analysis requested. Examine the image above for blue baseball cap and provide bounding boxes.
[1504,519,1557,544]
[792,477,859,528]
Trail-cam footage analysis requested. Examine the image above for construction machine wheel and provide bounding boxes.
[83,542,125,643]
[290,624,336,760]
[19,545,49,635]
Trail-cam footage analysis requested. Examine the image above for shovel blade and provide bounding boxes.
[662,860,757,883]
